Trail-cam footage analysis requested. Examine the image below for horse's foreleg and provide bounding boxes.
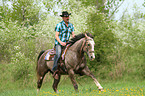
[52,74,61,93]
[68,69,78,92]
[82,67,104,91]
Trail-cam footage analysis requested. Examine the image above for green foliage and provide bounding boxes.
[0,3,11,22]
[11,51,32,81]
[0,21,21,61]
[1,0,42,26]
[85,10,118,71]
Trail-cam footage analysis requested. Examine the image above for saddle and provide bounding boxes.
[45,44,71,72]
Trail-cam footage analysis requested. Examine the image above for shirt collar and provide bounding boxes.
[62,20,70,25]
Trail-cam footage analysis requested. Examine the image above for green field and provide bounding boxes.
[0,76,144,96]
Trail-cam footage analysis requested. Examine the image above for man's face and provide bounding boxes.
[62,16,69,23]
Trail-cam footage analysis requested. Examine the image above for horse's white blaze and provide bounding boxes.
[90,39,95,59]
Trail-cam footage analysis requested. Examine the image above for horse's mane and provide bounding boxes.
[69,33,94,46]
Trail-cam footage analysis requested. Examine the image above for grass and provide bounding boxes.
[38,80,144,96]
[0,77,144,96]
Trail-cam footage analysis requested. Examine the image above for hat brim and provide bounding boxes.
[60,13,71,17]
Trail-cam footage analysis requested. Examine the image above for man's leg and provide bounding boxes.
[52,45,62,72]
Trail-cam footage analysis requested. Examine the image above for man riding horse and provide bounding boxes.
[52,11,75,73]
[36,11,104,93]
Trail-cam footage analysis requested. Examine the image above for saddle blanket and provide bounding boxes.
[45,49,55,61]
[45,44,71,61]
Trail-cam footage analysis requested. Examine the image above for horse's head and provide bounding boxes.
[83,33,95,61]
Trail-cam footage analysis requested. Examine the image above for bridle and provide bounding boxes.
[80,38,95,55]
[86,39,95,53]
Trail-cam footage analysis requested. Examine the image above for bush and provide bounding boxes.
[11,48,33,82]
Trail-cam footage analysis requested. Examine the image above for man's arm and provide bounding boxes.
[55,31,66,46]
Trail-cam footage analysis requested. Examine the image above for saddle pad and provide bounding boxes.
[45,49,55,61]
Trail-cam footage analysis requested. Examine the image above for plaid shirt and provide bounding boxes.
[55,20,74,45]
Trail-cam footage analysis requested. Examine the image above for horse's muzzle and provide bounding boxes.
[90,57,95,61]
[90,55,95,61]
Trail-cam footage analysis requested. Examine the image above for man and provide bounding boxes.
[52,11,75,72]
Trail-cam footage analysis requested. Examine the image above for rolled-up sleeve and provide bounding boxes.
[71,24,74,32]
[55,23,61,32]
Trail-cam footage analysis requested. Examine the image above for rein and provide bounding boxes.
[80,38,86,54]
[80,38,95,54]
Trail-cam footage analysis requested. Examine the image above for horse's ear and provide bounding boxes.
[85,33,88,38]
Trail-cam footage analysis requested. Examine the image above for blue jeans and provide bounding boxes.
[52,45,62,72]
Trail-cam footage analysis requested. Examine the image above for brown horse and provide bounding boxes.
[36,33,103,93]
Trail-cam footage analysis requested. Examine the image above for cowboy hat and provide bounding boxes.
[60,11,71,17]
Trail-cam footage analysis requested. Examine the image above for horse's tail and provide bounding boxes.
[36,50,45,71]
[37,50,45,61]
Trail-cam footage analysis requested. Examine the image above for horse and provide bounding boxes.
[36,33,104,93]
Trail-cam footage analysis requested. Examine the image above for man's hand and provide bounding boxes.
[60,41,66,46]
[72,32,75,38]
[55,31,66,46]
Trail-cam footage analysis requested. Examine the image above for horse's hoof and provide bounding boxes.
[37,89,39,92]
[55,90,59,93]
[75,90,79,93]
[98,88,104,91]
[37,89,40,95]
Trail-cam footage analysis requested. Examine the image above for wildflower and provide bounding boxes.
[103,89,106,92]
[116,90,119,92]
[140,89,143,91]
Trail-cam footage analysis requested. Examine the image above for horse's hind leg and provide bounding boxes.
[81,67,103,91]
[52,74,61,93]
[37,71,48,92]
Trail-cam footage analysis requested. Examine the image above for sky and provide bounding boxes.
[114,0,145,20]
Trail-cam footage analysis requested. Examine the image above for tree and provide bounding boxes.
[75,0,124,19]
[9,0,42,26]
[0,0,12,22]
